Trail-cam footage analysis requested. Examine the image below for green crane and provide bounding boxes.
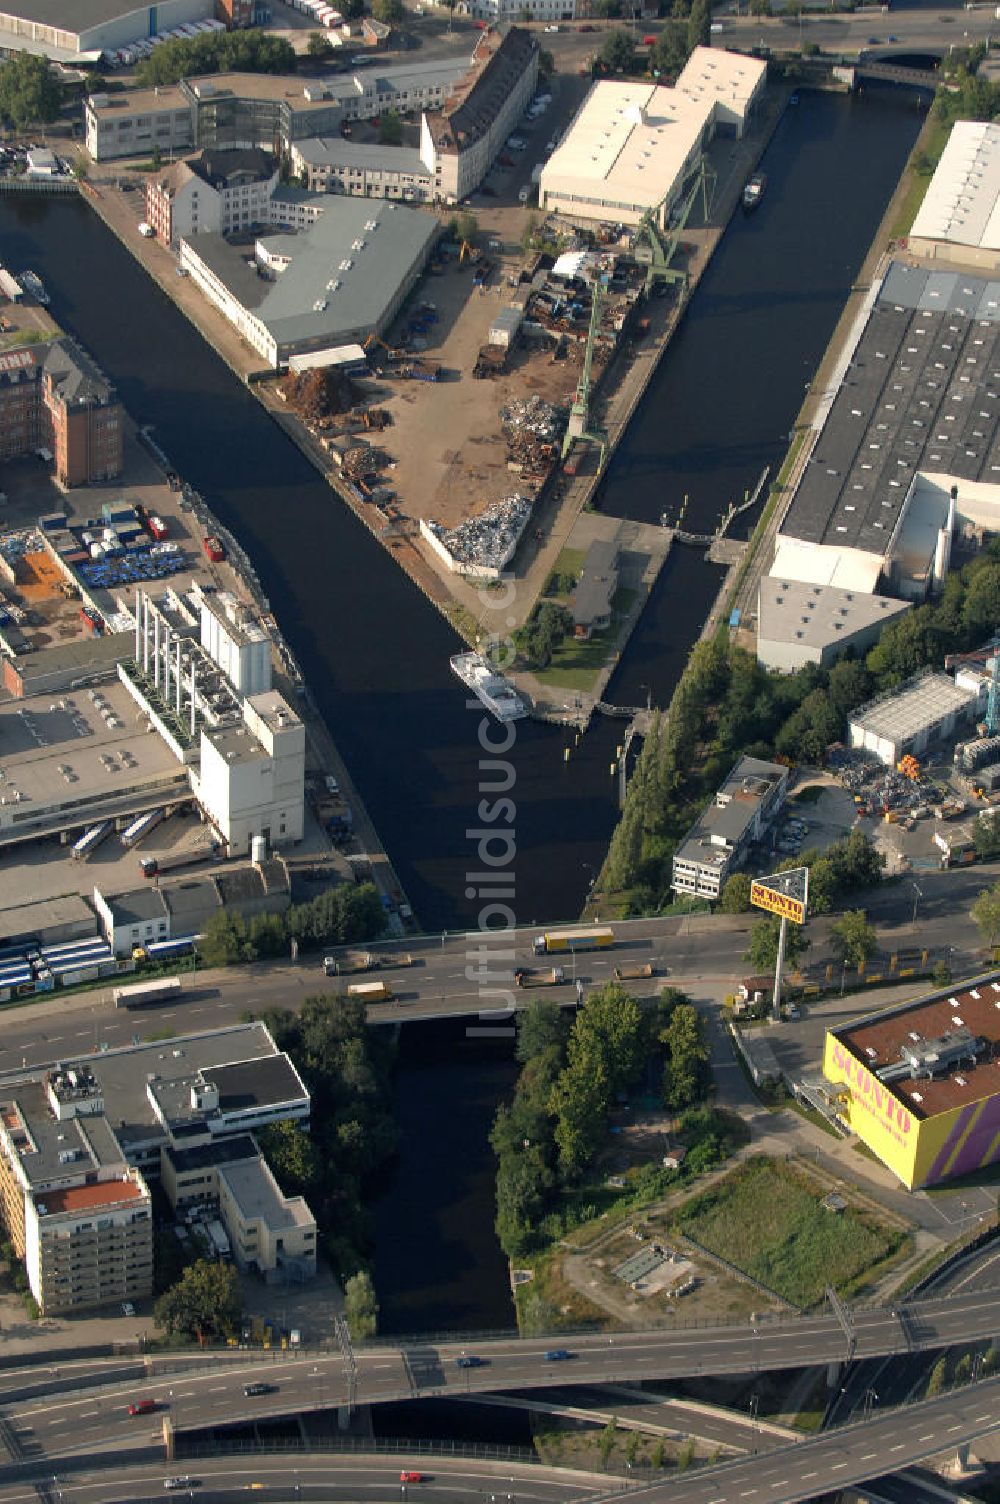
[562,276,609,469]
[633,157,716,295]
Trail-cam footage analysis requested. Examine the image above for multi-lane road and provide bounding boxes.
[3,859,997,1080]
[3,1289,1000,1468]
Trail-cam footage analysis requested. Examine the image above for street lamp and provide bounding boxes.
[910,881,923,927]
[861,1387,879,1423]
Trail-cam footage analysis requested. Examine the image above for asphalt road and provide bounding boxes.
[6,1289,1000,1470]
[717,2,998,57]
[1,863,996,1078]
[0,1453,601,1504]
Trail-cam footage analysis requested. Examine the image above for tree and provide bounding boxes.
[972,881,1000,948]
[71,156,89,181]
[830,909,877,971]
[307,30,334,57]
[516,999,566,1065]
[344,1269,378,1339]
[550,1056,608,1180]
[538,48,555,78]
[455,208,479,245]
[569,984,645,1097]
[719,872,752,913]
[926,1355,948,1397]
[342,0,365,15]
[600,29,635,73]
[372,0,405,21]
[661,1000,709,1112]
[154,1259,242,1343]
[378,110,403,146]
[257,1120,323,1195]
[745,916,807,973]
[687,0,710,51]
[199,909,254,967]
[0,52,62,131]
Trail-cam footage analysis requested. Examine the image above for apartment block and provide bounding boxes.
[671,755,788,903]
[145,148,279,247]
[421,27,539,202]
[26,1174,153,1316]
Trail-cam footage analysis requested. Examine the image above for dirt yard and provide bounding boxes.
[373,252,581,531]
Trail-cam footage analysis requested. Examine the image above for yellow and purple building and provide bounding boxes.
[822,975,1000,1189]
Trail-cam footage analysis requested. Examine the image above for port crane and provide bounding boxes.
[562,276,609,470]
[633,157,716,295]
[946,637,1000,736]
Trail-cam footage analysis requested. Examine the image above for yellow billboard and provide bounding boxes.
[751,881,805,925]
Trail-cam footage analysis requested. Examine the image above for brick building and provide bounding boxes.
[42,339,123,487]
[0,346,41,460]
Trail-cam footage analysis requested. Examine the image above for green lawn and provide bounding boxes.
[533,586,640,693]
[546,546,588,597]
[677,1157,904,1309]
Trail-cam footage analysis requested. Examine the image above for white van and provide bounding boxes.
[138,222,155,238]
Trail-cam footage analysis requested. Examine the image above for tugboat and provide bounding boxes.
[742,173,766,212]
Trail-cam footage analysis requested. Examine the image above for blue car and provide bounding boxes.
[456,1355,487,1369]
[543,1348,573,1362]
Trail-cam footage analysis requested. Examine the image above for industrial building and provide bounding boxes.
[761,261,1000,668]
[179,196,438,368]
[571,538,618,639]
[671,754,788,902]
[823,975,1000,1189]
[86,58,470,162]
[909,121,1000,274]
[539,49,766,230]
[144,148,279,247]
[847,671,978,767]
[0,0,216,63]
[756,577,911,673]
[93,856,291,954]
[0,1022,314,1310]
[121,588,305,854]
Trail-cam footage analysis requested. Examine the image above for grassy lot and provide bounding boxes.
[677,1157,906,1309]
[534,586,640,692]
[545,546,588,598]
[889,114,952,240]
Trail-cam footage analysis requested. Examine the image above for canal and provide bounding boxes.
[0,83,925,1331]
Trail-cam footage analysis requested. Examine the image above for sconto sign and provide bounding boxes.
[750,866,808,926]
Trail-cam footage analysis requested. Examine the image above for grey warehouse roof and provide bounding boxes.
[295,138,430,177]
[0,0,139,28]
[849,672,976,742]
[185,196,437,349]
[759,577,911,651]
[781,262,1000,556]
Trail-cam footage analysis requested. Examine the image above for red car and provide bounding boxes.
[128,1399,156,1416]
[400,1472,423,1484]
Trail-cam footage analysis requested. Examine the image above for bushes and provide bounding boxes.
[136,30,295,85]
[516,602,574,670]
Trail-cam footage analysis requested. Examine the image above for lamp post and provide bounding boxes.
[862,1387,879,1423]
[910,881,923,928]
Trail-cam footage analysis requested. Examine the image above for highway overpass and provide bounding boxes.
[4,1289,1000,1473]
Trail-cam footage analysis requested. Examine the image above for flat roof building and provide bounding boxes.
[179,196,438,368]
[757,577,912,673]
[540,50,766,229]
[290,137,433,201]
[671,754,788,903]
[824,973,1000,1187]
[848,671,978,766]
[909,121,1000,273]
[571,538,618,639]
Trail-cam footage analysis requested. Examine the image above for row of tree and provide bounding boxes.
[0,52,62,131]
[492,987,713,1262]
[516,601,574,671]
[599,0,710,82]
[197,881,385,966]
[136,30,296,87]
[600,540,1000,908]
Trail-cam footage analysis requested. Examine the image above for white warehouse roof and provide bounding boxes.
[540,47,765,225]
[910,121,1000,253]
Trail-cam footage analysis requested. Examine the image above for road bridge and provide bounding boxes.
[584,1374,1000,1504]
[853,59,943,89]
[4,1289,1000,1474]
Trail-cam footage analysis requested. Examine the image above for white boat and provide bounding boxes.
[450,651,528,722]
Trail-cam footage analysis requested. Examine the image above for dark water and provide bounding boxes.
[0,84,925,1331]
[373,1019,519,1335]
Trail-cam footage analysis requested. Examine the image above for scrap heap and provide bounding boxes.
[433,493,532,572]
[500,395,565,481]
